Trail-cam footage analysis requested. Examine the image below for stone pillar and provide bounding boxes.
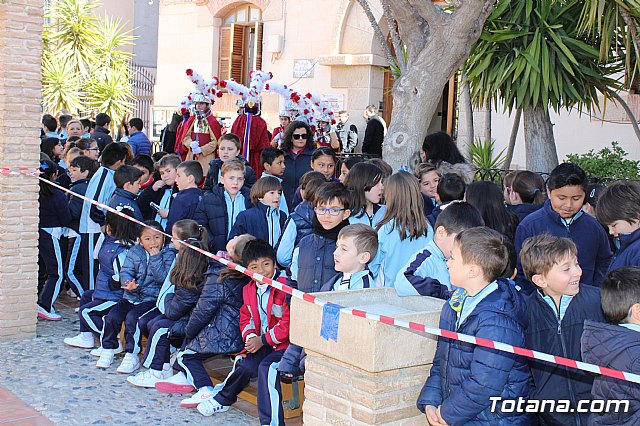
[289,288,444,425]
[0,0,43,340]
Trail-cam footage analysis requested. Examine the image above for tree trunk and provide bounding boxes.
[523,106,558,173]
[483,99,492,142]
[459,73,474,158]
[503,108,521,169]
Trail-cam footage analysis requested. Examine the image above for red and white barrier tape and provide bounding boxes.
[7,166,640,385]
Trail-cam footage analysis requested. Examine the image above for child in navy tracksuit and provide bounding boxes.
[97,221,175,372]
[202,133,256,192]
[260,147,289,215]
[196,240,290,425]
[229,176,287,248]
[108,165,144,222]
[519,234,606,426]
[64,209,138,351]
[129,219,205,389]
[290,147,339,209]
[276,171,325,267]
[289,182,351,293]
[426,172,465,228]
[515,163,612,293]
[166,160,203,236]
[395,202,484,298]
[595,180,640,270]
[581,267,640,425]
[137,154,180,229]
[78,142,128,291]
[37,159,72,321]
[279,224,378,380]
[194,159,251,254]
[66,156,99,297]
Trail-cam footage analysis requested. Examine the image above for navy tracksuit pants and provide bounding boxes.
[78,232,100,291]
[65,235,84,296]
[38,229,65,312]
[211,346,285,426]
[101,300,157,353]
[141,315,179,370]
[78,290,116,335]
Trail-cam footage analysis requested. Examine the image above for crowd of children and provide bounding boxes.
[37,119,640,425]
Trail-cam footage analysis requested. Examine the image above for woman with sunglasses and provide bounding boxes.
[280,121,315,207]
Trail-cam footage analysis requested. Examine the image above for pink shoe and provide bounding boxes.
[155,372,195,394]
[38,305,61,321]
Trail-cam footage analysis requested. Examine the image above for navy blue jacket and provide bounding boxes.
[202,156,257,193]
[515,201,612,292]
[427,203,447,229]
[166,187,202,235]
[185,264,249,355]
[418,279,530,425]
[194,186,251,253]
[581,320,640,426]
[68,178,90,232]
[507,203,543,222]
[108,188,143,222]
[229,202,286,246]
[609,227,640,271]
[93,126,113,151]
[127,131,151,156]
[120,244,176,304]
[40,187,72,229]
[291,233,338,293]
[422,194,435,218]
[164,280,203,339]
[289,201,314,245]
[93,236,130,301]
[138,184,178,221]
[525,286,606,426]
[282,148,314,208]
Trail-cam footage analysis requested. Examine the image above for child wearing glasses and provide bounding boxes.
[289,182,351,293]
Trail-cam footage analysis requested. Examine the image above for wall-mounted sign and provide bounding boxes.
[322,94,344,112]
[293,59,315,78]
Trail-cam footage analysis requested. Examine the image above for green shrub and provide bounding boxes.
[566,141,640,180]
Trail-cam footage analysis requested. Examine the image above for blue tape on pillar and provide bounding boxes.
[320,303,342,342]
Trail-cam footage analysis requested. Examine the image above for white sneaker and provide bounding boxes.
[96,349,114,369]
[180,388,216,408]
[127,369,165,388]
[90,342,123,357]
[155,372,194,394]
[64,332,95,349]
[197,398,230,416]
[37,305,61,321]
[116,353,141,374]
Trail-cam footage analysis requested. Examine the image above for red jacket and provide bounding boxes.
[231,114,270,177]
[240,281,290,351]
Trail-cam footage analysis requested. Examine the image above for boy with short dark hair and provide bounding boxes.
[166,160,203,235]
[581,266,640,426]
[397,201,484,298]
[94,112,113,151]
[109,165,144,221]
[515,163,612,292]
[202,133,257,192]
[520,233,606,426]
[260,146,288,215]
[427,173,465,227]
[127,117,151,156]
[194,159,252,253]
[42,114,59,139]
[131,154,154,190]
[137,154,180,227]
[418,227,530,425]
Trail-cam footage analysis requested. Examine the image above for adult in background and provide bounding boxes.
[176,94,222,176]
[271,109,291,148]
[281,121,315,207]
[361,105,385,157]
[127,117,152,156]
[336,110,358,153]
[93,113,114,152]
[230,100,270,177]
[421,131,476,184]
[161,113,182,154]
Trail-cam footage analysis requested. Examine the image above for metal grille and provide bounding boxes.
[129,61,156,132]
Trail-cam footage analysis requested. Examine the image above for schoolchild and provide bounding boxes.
[131,154,155,190]
[78,142,128,291]
[289,182,351,293]
[427,172,465,228]
[502,170,520,204]
[37,159,72,320]
[194,159,251,254]
[127,220,205,388]
[108,165,144,221]
[506,170,546,221]
[290,146,339,208]
[519,234,606,425]
[137,154,180,228]
[414,162,441,216]
[371,172,433,287]
[97,222,175,372]
[514,163,612,292]
[202,133,257,192]
[345,162,385,227]
[64,209,138,351]
[338,156,364,183]
[276,171,326,267]
[228,176,287,248]
[260,146,289,215]
[396,202,484,298]
[581,267,640,425]
[165,160,203,235]
[66,156,99,297]
[172,235,254,408]
[417,227,530,425]
[196,240,290,426]
[595,180,640,270]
